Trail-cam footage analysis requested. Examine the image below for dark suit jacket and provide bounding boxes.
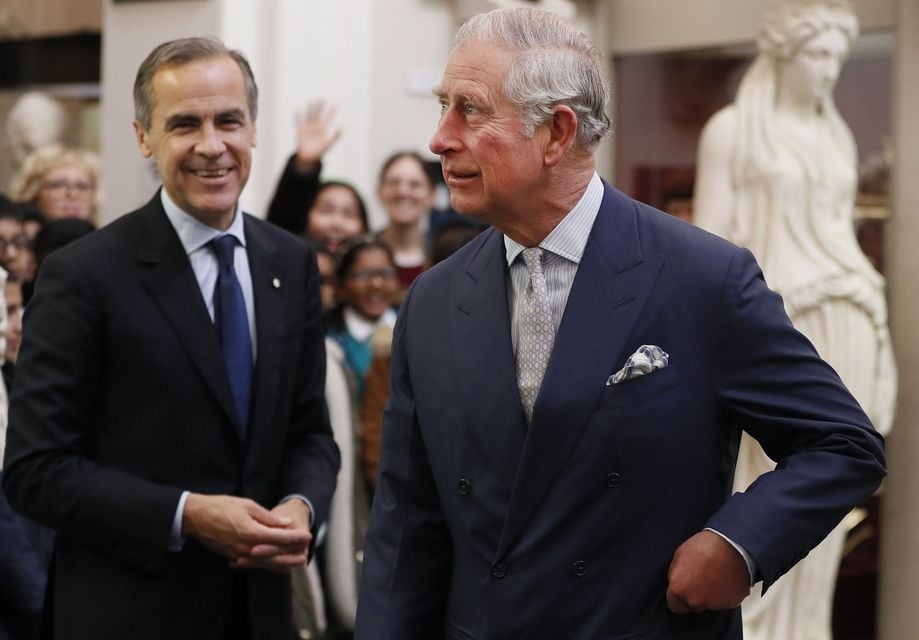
[354,182,885,640]
[2,194,340,640]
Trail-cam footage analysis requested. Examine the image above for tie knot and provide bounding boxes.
[210,234,237,269]
[521,247,544,275]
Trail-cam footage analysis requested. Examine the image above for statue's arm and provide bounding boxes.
[693,106,738,238]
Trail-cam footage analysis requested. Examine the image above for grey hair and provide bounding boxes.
[133,36,258,131]
[758,0,858,59]
[455,7,611,150]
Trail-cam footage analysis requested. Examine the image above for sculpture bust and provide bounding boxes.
[693,1,896,638]
[5,91,68,169]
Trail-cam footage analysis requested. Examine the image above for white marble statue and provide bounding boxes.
[693,1,896,638]
[5,91,68,169]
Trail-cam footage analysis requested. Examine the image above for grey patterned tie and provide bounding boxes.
[516,247,555,424]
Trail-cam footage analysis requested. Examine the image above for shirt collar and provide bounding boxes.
[504,172,603,266]
[160,188,247,256]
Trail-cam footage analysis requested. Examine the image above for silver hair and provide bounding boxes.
[133,36,258,131]
[455,7,611,150]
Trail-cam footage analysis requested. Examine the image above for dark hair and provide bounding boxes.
[377,151,436,189]
[429,219,484,265]
[32,218,96,270]
[134,36,258,131]
[335,235,395,283]
[306,181,369,234]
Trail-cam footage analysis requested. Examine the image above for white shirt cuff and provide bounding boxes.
[705,527,758,586]
[168,490,190,552]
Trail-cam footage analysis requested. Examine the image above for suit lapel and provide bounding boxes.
[137,197,240,435]
[451,229,527,495]
[243,218,286,457]
[497,184,666,557]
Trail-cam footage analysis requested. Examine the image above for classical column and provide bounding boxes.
[877,0,919,637]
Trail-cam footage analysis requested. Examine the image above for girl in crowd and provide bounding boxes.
[325,237,398,397]
[320,236,398,637]
[9,145,100,223]
[375,151,436,291]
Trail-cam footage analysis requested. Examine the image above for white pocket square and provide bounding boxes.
[607,345,670,385]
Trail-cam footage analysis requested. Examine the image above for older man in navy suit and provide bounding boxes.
[3,38,339,640]
[354,8,885,640]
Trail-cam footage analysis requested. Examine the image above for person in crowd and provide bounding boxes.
[267,101,368,254]
[315,243,339,313]
[0,206,36,287]
[30,218,96,273]
[325,237,399,400]
[374,151,436,291]
[692,2,894,638]
[359,218,484,492]
[19,206,45,243]
[354,8,886,640]
[8,145,100,223]
[2,274,23,389]
[2,36,339,640]
[0,269,53,640]
[318,236,398,638]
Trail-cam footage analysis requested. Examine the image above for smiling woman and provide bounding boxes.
[375,151,436,291]
[9,145,100,223]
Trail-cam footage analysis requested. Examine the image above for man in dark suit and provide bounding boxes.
[354,8,885,640]
[2,37,339,640]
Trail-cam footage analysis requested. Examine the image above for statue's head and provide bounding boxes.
[758,0,858,61]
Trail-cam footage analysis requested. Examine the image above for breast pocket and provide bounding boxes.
[596,364,681,410]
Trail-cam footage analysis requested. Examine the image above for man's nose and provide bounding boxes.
[430,110,459,156]
[196,122,226,156]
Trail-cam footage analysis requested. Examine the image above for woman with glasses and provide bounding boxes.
[9,145,100,223]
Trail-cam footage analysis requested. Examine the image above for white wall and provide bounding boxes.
[99,0,456,227]
[605,0,894,54]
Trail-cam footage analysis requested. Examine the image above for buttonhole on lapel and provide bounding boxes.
[456,304,470,316]
[614,296,635,310]
[272,277,281,289]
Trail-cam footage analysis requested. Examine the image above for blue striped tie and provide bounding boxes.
[210,234,253,434]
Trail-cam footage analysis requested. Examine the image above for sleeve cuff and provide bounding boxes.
[705,527,758,586]
[168,490,189,552]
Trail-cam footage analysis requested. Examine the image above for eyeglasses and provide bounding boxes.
[0,236,29,253]
[40,179,95,196]
[346,268,397,283]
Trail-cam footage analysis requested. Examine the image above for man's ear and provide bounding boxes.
[133,120,153,158]
[543,104,579,167]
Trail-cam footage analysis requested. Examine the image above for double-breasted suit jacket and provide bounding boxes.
[355,182,885,640]
[2,194,340,640]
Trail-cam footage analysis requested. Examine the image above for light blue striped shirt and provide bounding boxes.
[505,172,603,351]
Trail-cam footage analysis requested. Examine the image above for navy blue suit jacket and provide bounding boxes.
[2,194,339,640]
[355,182,885,640]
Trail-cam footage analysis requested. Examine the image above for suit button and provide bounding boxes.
[607,472,623,488]
[492,562,507,578]
[457,478,472,495]
[572,560,587,577]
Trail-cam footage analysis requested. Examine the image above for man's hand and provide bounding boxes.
[231,500,313,573]
[293,100,341,174]
[182,494,311,573]
[666,530,751,613]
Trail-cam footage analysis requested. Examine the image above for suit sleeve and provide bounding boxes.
[354,282,452,639]
[266,155,322,235]
[704,248,886,591]
[2,251,181,572]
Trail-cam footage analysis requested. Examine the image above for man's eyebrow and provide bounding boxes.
[432,85,446,99]
[216,108,247,120]
[163,112,199,129]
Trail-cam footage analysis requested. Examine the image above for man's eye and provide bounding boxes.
[439,101,448,114]
[463,103,477,115]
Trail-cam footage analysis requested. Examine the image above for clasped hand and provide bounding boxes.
[183,493,312,574]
